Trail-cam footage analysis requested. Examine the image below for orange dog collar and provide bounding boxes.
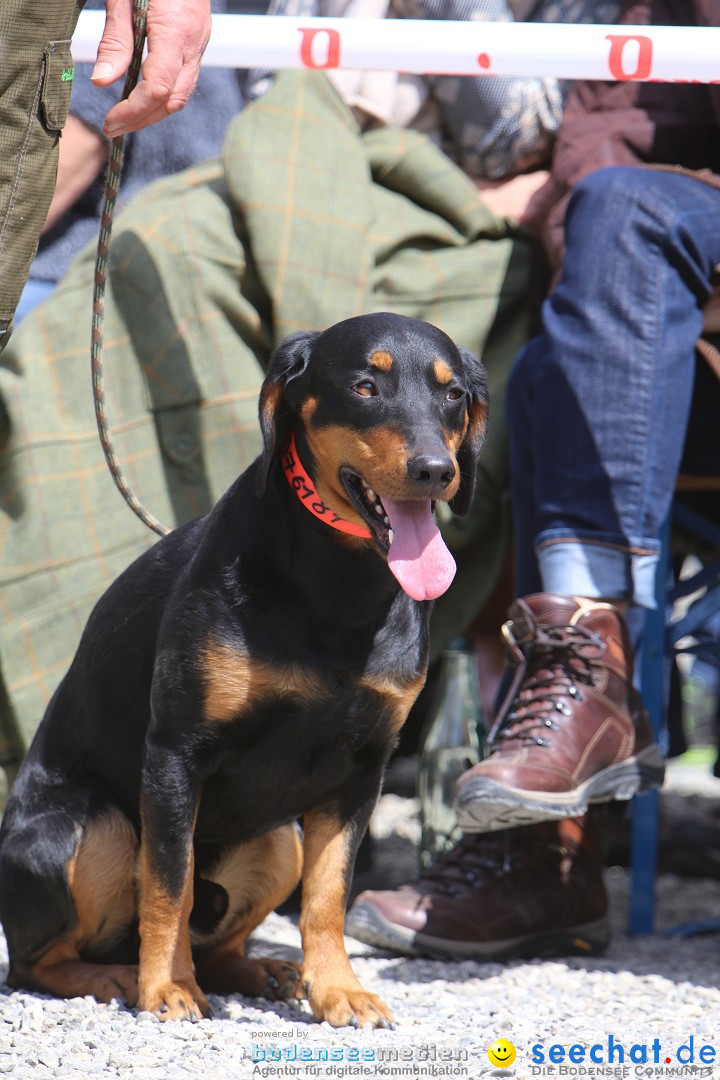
[281,431,373,539]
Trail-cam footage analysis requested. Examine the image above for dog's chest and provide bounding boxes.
[201,635,424,728]
[193,644,424,843]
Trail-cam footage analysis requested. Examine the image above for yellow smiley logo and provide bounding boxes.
[488,1038,517,1069]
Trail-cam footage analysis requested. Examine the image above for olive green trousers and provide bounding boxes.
[0,0,83,347]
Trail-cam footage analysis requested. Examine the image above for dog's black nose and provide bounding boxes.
[407,453,455,491]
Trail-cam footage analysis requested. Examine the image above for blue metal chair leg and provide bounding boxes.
[628,787,660,934]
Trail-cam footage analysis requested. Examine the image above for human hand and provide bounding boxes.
[476,170,550,226]
[91,0,212,137]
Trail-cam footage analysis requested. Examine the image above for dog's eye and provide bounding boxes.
[446,386,465,402]
[352,380,378,398]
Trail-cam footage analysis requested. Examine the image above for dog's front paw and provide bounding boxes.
[307,984,394,1029]
[140,980,212,1021]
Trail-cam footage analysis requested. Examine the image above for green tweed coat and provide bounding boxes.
[0,71,534,802]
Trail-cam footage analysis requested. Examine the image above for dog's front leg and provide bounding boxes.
[300,803,393,1029]
[137,734,211,1021]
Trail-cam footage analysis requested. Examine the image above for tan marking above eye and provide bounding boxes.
[369,350,393,372]
[433,359,454,385]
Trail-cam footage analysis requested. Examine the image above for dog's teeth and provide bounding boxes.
[383,515,389,525]
[388,528,394,545]
[366,486,376,501]
[374,501,384,517]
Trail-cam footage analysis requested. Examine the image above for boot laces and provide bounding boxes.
[421,833,516,895]
[420,831,572,896]
[498,624,605,748]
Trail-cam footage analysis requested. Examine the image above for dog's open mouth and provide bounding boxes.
[341,468,456,602]
[341,469,392,550]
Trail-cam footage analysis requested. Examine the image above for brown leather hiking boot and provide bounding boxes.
[345,817,609,960]
[454,594,665,833]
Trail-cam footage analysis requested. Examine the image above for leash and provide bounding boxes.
[90,0,171,538]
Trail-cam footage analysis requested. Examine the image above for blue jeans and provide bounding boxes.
[508,167,720,608]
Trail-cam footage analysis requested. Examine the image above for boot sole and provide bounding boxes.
[345,902,610,961]
[454,744,666,834]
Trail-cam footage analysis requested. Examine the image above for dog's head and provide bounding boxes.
[257,312,488,601]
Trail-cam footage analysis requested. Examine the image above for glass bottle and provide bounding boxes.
[417,637,487,871]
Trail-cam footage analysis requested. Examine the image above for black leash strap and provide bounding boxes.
[90,0,171,538]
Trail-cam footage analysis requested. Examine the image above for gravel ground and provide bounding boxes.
[1,767,719,1080]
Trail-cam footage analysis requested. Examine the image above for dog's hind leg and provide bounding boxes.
[1,805,139,1004]
[194,823,303,1001]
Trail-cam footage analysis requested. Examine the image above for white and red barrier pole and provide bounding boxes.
[71,13,720,83]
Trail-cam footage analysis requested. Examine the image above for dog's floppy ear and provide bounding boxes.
[256,330,320,495]
[449,347,489,517]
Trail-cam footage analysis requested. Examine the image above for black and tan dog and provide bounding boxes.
[0,312,488,1028]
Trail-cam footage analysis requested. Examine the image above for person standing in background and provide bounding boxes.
[15,0,246,324]
[0,0,213,350]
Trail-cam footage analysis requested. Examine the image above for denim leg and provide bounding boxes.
[508,167,720,607]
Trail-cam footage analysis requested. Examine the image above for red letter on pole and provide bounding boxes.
[605,34,653,80]
[298,27,341,69]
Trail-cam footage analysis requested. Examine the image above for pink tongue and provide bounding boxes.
[384,499,456,601]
